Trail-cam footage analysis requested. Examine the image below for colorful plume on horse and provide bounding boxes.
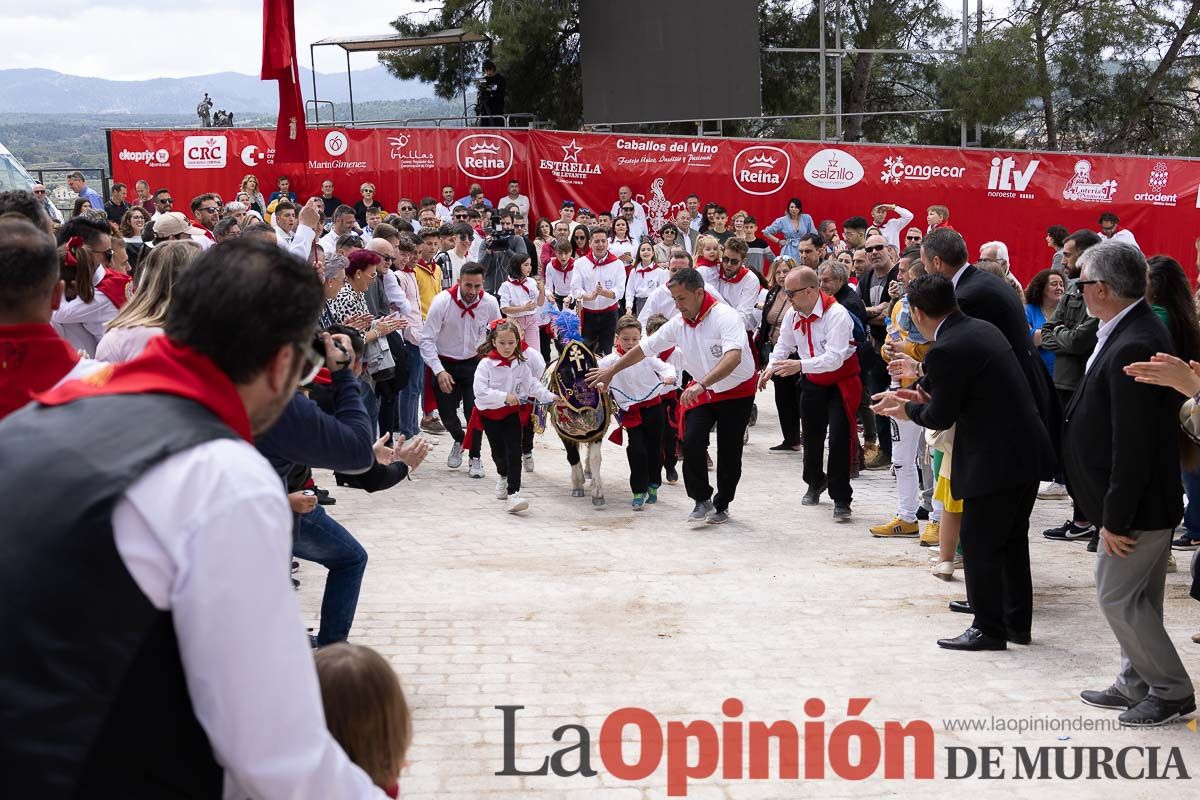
[550,309,583,345]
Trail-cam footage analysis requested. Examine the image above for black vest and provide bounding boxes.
[0,393,236,798]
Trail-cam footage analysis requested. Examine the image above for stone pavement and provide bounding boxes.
[300,388,1200,799]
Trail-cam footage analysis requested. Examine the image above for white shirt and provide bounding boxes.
[544,258,575,299]
[110,440,386,800]
[697,264,720,286]
[640,296,756,393]
[277,224,316,261]
[393,268,424,345]
[608,238,637,265]
[419,289,501,374]
[626,265,667,301]
[441,249,471,285]
[472,355,557,410]
[610,200,647,225]
[570,254,626,311]
[498,277,540,317]
[435,202,454,222]
[769,299,856,375]
[598,349,675,410]
[501,193,530,216]
[50,265,118,357]
[1103,228,1141,251]
[637,284,680,326]
[1086,300,1140,374]
[318,229,349,256]
[655,346,686,396]
[96,325,165,363]
[191,232,214,251]
[879,206,914,250]
[709,269,761,332]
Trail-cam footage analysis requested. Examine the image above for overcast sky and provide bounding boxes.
[0,1,426,80]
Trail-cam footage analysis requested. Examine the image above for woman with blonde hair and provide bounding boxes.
[95,240,200,363]
[240,174,266,214]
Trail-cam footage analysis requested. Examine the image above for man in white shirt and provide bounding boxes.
[434,222,474,287]
[0,238,389,799]
[759,266,859,519]
[435,184,457,221]
[319,205,358,256]
[871,203,914,250]
[616,198,649,242]
[274,199,321,262]
[420,263,500,478]
[708,238,760,332]
[570,226,626,356]
[502,179,530,217]
[1097,212,1140,251]
[590,267,757,525]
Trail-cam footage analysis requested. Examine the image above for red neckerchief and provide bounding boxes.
[696,256,720,270]
[448,284,481,318]
[658,347,675,360]
[574,245,590,258]
[682,290,719,328]
[96,268,132,309]
[552,258,575,275]
[0,323,81,421]
[190,220,216,241]
[36,336,252,442]
[636,264,658,276]
[400,263,415,274]
[589,250,619,268]
[384,781,399,799]
[488,348,515,367]
[719,266,751,284]
[509,278,532,295]
[792,291,837,358]
[416,259,436,276]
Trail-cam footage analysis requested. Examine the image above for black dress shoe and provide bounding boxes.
[1007,630,1032,645]
[937,627,1007,651]
[769,441,799,452]
[1086,535,1098,553]
[802,478,828,506]
[1080,684,1138,710]
[948,600,972,614]
[1118,694,1196,727]
[832,502,852,519]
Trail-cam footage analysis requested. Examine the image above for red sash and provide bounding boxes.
[608,396,662,445]
[96,268,132,309]
[0,323,81,421]
[463,403,532,444]
[675,373,758,439]
[36,336,252,442]
[804,356,862,463]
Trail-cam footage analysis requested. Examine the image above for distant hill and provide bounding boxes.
[0,66,431,115]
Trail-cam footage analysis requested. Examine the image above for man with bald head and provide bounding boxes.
[369,237,424,439]
[759,266,861,518]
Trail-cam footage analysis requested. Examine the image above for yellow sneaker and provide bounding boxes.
[864,447,891,470]
[920,521,940,547]
[869,517,920,538]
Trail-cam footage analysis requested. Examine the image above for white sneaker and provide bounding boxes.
[495,476,508,499]
[468,457,484,478]
[523,453,534,473]
[506,492,529,513]
[932,560,956,580]
[446,441,463,469]
[1037,480,1069,499]
[1166,552,1177,573]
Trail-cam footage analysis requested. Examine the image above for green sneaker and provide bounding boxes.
[647,484,659,504]
[632,493,646,511]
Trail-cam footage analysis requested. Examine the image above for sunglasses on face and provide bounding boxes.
[381,255,395,264]
[721,256,742,266]
[784,287,812,298]
[33,189,46,194]
[400,206,414,211]
[90,248,114,260]
[906,235,921,241]
[199,206,218,214]
[362,189,375,194]
[454,213,467,219]
[157,198,173,205]
[865,244,886,253]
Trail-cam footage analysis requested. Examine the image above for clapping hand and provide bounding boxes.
[887,352,919,382]
[1123,352,1200,397]
[393,435,431,471]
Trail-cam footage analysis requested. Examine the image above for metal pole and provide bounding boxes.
[834,0,842,140]
[460,42,469,124]
[818,0,826,141]
[346,49,355,124]
[310,45,319,123]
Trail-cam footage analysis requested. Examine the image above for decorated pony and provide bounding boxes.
[544,310,614,506]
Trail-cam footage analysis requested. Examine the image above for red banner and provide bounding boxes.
[109,127,1200,283]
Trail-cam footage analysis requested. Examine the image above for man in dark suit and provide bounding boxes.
[920,229,1058,434]
[1062,242,1195,727]
[872,275,1054,651]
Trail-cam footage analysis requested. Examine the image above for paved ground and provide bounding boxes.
[300,386,1200,799]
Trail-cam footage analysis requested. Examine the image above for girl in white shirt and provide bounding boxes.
[596,315,677,510]
[624,242,666,318]
[470,320,559,513]
[497,253,544,349]
[608,217,637,266]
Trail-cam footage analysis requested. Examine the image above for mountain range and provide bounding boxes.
[0,66,432,115]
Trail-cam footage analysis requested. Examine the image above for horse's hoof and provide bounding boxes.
[592,496,605,507]
[571,489,585,498]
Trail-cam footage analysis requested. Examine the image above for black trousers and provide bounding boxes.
[432,356,482,457]
[482,414,523,494]
[861,349,892,457]
[581,309,617,357]
[522,416,534,455]
[771,373,801,446]
[1056,387,1089,524]
[681,394,754,511]
[959,482,1038,640]
[660,394,679,469]
[375,374,400,439]
[800,378,853,504]
[625,403,665,494]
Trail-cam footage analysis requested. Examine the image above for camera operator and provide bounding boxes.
[478,59,506,127]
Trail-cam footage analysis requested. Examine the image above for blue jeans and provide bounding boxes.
[293,505,368,646]
[1182,467,1200,540]
[398,341,423,439]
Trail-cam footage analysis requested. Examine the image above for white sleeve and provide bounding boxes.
[640,316,679,357]
[649,356,676,384]
[570,264,586,298]
[801,308,855,375]
[473,361,508,408]
[419,295,447,374]
[716,307,746,354]
[894,206,914,229]
[382,271,407,312]
[498,282,515,309]
[283,224,316,260]
[610,267,625,302]
[113,444,387,800]
[52,296,111,325]
[518,370,557,404]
